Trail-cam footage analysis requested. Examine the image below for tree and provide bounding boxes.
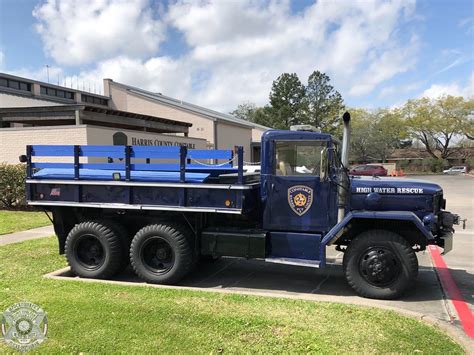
[349,109,406,162]
[229,103,278,128]
[463,97,474,140]
[303,71,345,133]
[369,109,407,162]
[252,107,274,127]
[267,73,306,129]
[403,96,470,159]
[402,98,438,159]
[349,109,373,162]
[231,70,345,130]
[229,102,258,122]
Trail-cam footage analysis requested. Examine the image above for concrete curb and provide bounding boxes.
[44,266,473,353]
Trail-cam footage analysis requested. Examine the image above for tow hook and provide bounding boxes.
[452,214,466,230]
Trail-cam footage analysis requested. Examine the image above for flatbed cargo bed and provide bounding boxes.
[24,145,260,214]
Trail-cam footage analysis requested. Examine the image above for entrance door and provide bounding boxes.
[263,140,333,232]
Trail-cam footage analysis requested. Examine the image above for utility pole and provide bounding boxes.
[45,65,50,83]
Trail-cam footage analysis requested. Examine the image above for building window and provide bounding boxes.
[40,85,75,100]
[0,77,32,92]
[19,82,29,91]
[9,80,20,89]
[81,94,108,106]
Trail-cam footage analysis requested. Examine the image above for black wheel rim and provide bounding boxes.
[140,237,175,274]
[74,234,105,270]
[358,247,402,287]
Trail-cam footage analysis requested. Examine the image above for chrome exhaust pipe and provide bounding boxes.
[337,112,351,223]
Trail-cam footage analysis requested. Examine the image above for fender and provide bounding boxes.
[319,211,434,266]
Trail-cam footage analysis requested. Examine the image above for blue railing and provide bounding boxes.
[26,145,244,184]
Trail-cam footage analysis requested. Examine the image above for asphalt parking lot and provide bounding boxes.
[51,174,473,344]
[421,175,474,313]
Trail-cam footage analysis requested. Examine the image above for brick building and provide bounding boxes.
[0,72,270,164]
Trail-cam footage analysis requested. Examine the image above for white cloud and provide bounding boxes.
[33,0,165,65]
[0,50,4,69]
[165,0,418,110]
[349,35,419,96]
[421,73,474,99]
[459,17,474,34]
[24,0,418,112]
[73,56,193,98]
[378,81,421,99]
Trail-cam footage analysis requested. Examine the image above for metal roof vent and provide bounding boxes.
[290,124,319,132]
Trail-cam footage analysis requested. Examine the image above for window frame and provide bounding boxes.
[273,139,329,177]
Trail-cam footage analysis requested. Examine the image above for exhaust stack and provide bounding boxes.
[337,112,351,223]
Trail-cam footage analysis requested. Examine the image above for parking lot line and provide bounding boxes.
[429,245,474,339]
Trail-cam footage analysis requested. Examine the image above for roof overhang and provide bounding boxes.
[0,105,191,134]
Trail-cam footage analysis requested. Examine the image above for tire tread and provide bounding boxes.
[343,229,418,299]
[130,223,194,284]
[65,221,123,278]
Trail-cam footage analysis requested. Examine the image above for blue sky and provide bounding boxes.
[0,0,472,112]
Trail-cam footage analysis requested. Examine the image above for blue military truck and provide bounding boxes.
[21,112,461,299]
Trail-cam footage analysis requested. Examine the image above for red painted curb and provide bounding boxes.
[428,245,474,339]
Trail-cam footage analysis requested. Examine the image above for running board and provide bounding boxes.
[265,257,321,268]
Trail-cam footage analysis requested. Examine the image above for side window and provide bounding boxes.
[275,141,327,176]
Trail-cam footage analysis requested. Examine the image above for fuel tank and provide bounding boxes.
[349,177,443,218]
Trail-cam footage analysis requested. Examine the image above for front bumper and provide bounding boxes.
[434,211,463,255]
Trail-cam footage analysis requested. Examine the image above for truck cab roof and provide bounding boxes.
[262,130,333,142]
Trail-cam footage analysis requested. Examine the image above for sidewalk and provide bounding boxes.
[0,225,54,246]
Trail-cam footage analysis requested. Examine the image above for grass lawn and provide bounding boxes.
[0,210,51,235]
[0,237,463,354]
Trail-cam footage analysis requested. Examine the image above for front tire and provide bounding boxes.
[65,221,123,278]
[130,224,194,284]
[343,230,418,299]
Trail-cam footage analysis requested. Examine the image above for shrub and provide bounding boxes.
[466,157,474,171]
[0,163,26,208]
[411,160,423,172]
[426,159,446,173]
[398,160,410,169]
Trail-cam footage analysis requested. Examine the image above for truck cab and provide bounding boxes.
[23,113,462,300]
[261,130,337,233]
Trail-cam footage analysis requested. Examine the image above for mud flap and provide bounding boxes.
[441,232,453,255]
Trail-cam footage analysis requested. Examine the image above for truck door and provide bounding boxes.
[263,140,335,232]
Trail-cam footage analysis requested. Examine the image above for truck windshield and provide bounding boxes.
[275,140,327,176]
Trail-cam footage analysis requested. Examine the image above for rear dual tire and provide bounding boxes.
[65,221,124,279]
[65,221,195,284]
[129,224,194,284]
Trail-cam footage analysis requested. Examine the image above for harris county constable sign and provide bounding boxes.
[113,131,197,149]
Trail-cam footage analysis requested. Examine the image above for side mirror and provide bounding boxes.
[19,155,27,163]
[320,148,329,180]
